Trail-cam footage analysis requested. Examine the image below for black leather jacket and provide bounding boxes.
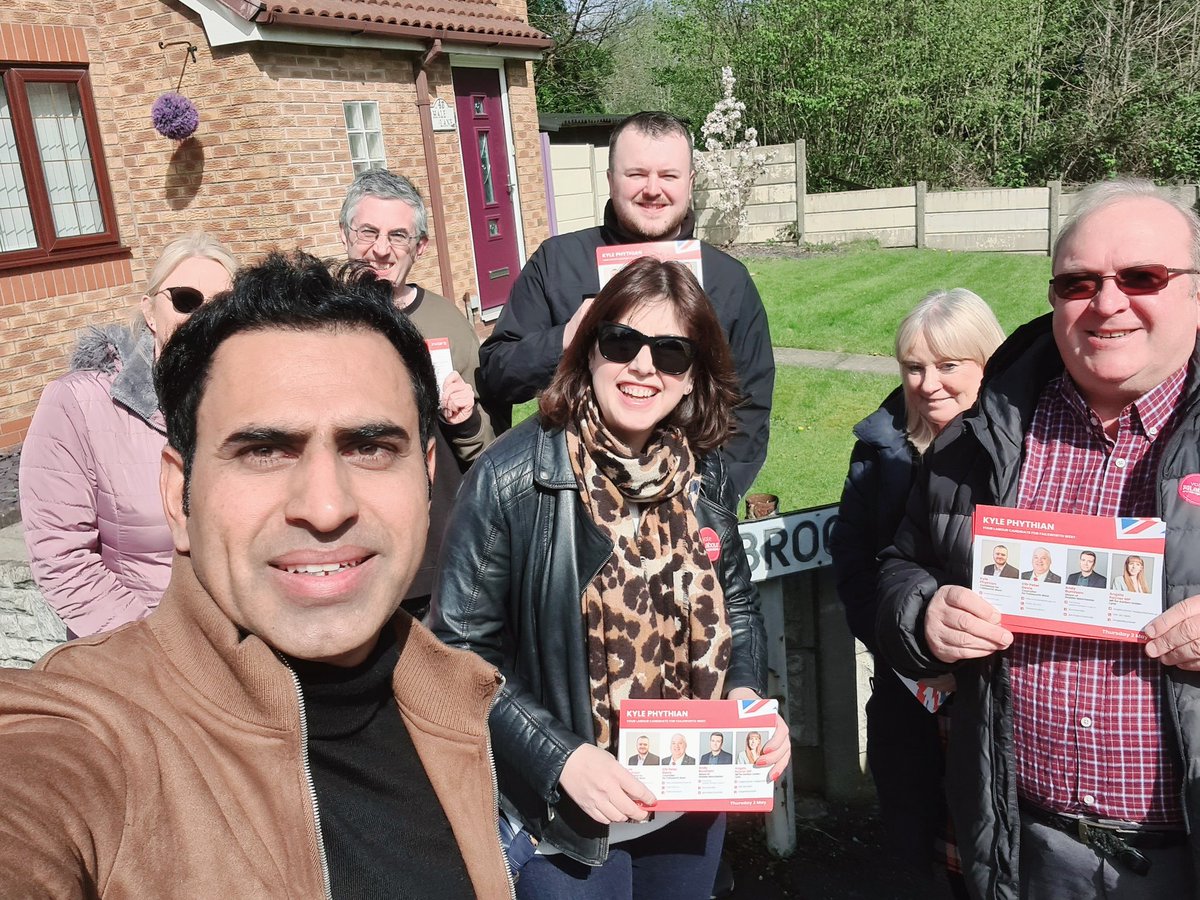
[428,416,768,865]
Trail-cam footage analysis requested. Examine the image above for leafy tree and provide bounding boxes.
[529,0,622,113]
[649,0,1200,189]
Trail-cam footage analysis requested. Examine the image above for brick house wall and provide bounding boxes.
[0,0,548,449]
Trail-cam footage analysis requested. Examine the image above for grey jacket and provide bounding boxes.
[876,314,1200,899]
[427,416,767,865]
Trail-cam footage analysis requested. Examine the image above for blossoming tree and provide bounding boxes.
[693,66,775,248]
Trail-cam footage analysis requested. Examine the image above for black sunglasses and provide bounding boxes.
[596,322,697,375]
[1049,265,1198,301]
[156,285,207,314]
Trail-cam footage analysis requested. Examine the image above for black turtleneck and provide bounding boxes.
[286,631,473,899]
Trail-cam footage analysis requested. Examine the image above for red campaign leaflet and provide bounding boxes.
[619,699,777,812]
[596,241,704,289]
[895,672,949,713]
[971,505,1165,642]
[424,337,453,400]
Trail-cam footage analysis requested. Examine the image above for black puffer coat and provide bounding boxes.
[427,416,768,865]
[876,313,1200,900]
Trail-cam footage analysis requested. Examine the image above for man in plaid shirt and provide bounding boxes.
[877,178,1200,899]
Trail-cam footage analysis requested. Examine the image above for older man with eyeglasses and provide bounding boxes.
[877,178,1200,898]
[339,169,494,616]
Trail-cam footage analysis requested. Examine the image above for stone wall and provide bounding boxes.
[0,563,64,669]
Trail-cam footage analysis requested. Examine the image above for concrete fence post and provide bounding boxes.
[1047,180,1062,256]
[588,143,602,226]
[794,139,807,244]
[915,181,927,249]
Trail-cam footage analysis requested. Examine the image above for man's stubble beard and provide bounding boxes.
[623,204,691,243]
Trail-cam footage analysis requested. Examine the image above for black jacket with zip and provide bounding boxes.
[476,202,774,500]
[876,313,1200,899]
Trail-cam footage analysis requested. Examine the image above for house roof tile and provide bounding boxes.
[218,0,552,49]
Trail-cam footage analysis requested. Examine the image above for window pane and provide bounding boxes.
[0,85,37,252]
[27,81,105,238]
[344,100,384,171]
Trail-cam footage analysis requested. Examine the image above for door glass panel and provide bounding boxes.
[473,95,486,117]
[478,131,494,204]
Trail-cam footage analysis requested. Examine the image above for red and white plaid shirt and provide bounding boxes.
[1011,368,1187,826]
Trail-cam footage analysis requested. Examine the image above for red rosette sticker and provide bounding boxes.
[1179,474,1200,507]
[699,526,721,561]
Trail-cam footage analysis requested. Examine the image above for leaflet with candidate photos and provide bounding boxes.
[596,241,704,288]
[619,699,776,812]
[971,505,1164,642]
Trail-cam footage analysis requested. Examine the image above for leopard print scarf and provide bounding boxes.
[567,392,732,751]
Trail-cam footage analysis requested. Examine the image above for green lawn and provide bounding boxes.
[744,246,1051,356]
[747,367,898,513]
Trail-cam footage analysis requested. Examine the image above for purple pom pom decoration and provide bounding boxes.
[151,92,199,140]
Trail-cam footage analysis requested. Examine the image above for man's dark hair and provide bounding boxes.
[1080,550,1097,561]
[608,111,694,166]
[156,250,438,509]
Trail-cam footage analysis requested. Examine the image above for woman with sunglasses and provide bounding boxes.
[429,256,786,899]
[830,288,1004,898]
[20,232,236,638]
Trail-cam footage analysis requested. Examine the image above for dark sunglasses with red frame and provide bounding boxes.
[1049,264,1199,301]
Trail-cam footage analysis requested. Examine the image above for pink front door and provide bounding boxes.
[452,67,521,311]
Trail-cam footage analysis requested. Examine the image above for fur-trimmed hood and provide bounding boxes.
[70,323,162,431]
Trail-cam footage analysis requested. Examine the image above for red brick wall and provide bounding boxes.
[0,1,549,447]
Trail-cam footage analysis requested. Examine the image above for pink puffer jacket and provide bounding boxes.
[20,325,173,636]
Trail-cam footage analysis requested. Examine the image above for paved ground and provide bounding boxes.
[773,347,897,377]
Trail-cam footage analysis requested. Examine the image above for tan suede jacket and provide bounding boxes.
[0,558,513,899]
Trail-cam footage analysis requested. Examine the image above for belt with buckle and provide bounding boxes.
[1019,802,1186,876]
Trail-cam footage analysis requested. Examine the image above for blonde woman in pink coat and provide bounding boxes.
[20,233,235,637]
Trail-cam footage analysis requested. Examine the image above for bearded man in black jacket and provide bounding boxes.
[478,111,774,499]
